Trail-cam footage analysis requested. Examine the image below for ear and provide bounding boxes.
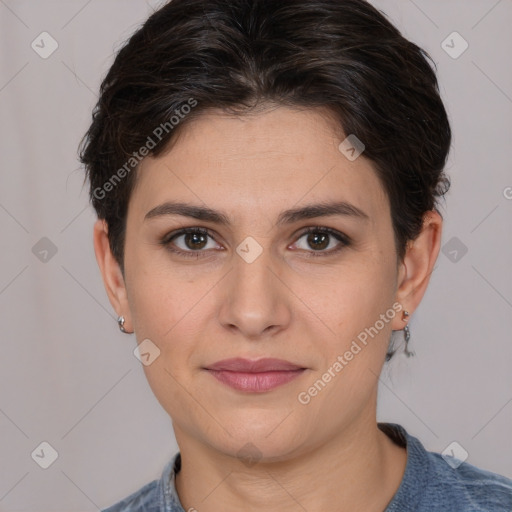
[391,210,443,330]
[93,219,132,332]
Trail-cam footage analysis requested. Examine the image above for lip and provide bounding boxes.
[204,358,306,393]
[206,357,304,372]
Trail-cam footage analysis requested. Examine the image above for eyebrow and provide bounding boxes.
[144,200,370,225]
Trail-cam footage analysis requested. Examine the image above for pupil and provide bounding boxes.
[186,233,206,250]
[308,232,328,250]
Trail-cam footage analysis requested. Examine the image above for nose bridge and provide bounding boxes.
[218,239,290,338]
[234,243,274,297]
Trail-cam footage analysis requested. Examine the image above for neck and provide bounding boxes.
[174,413,407,512]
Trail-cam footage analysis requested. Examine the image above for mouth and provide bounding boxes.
[204,358,307,393]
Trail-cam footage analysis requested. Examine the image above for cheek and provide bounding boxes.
[313,252,398,363]
[127,269,213,399]
[126,253,193,341]
[131,282,200,416]
[320,254,396,322]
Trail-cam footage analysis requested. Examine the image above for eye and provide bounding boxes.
[291,227,350,257]
[161,226,350,259]
[161,227,222,258]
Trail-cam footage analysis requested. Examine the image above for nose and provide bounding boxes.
[218,242,292,340]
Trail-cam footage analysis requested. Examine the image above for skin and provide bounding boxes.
[93,105,442,512]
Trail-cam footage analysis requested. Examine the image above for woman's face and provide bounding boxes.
[117,106,407,460]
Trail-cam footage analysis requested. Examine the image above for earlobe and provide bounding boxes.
[392,210,442,331]
[92,219,132,331]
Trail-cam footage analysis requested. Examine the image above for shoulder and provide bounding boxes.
[101,479,160,512]
[101,454,182,512]
[425,449,512,511]
[382,423,512,512]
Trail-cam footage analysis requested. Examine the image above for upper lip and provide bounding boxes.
[205,358,304,372]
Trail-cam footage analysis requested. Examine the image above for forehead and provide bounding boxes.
[129,107,389,226]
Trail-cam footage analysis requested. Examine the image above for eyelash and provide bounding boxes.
[160,226,351,259]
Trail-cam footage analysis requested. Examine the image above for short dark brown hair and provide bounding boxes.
[79,0,451,275]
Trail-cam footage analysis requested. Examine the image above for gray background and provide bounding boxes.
[0,0,511,510]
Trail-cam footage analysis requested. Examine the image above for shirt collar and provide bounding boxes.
[159,452,185,512]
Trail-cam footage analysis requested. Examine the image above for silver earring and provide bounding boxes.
[386,310,413,361]
[117,315,128,333]
[403,324,410,343]
[402,310,413,356]
[402,310,410,343]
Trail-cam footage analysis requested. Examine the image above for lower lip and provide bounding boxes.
[206,369,305,392]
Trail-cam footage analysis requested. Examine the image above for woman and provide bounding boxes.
[79,0,512,510]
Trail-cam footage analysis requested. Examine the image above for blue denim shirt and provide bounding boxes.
[102,423,512,511]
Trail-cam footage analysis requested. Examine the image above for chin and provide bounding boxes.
[202,413,311,462]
